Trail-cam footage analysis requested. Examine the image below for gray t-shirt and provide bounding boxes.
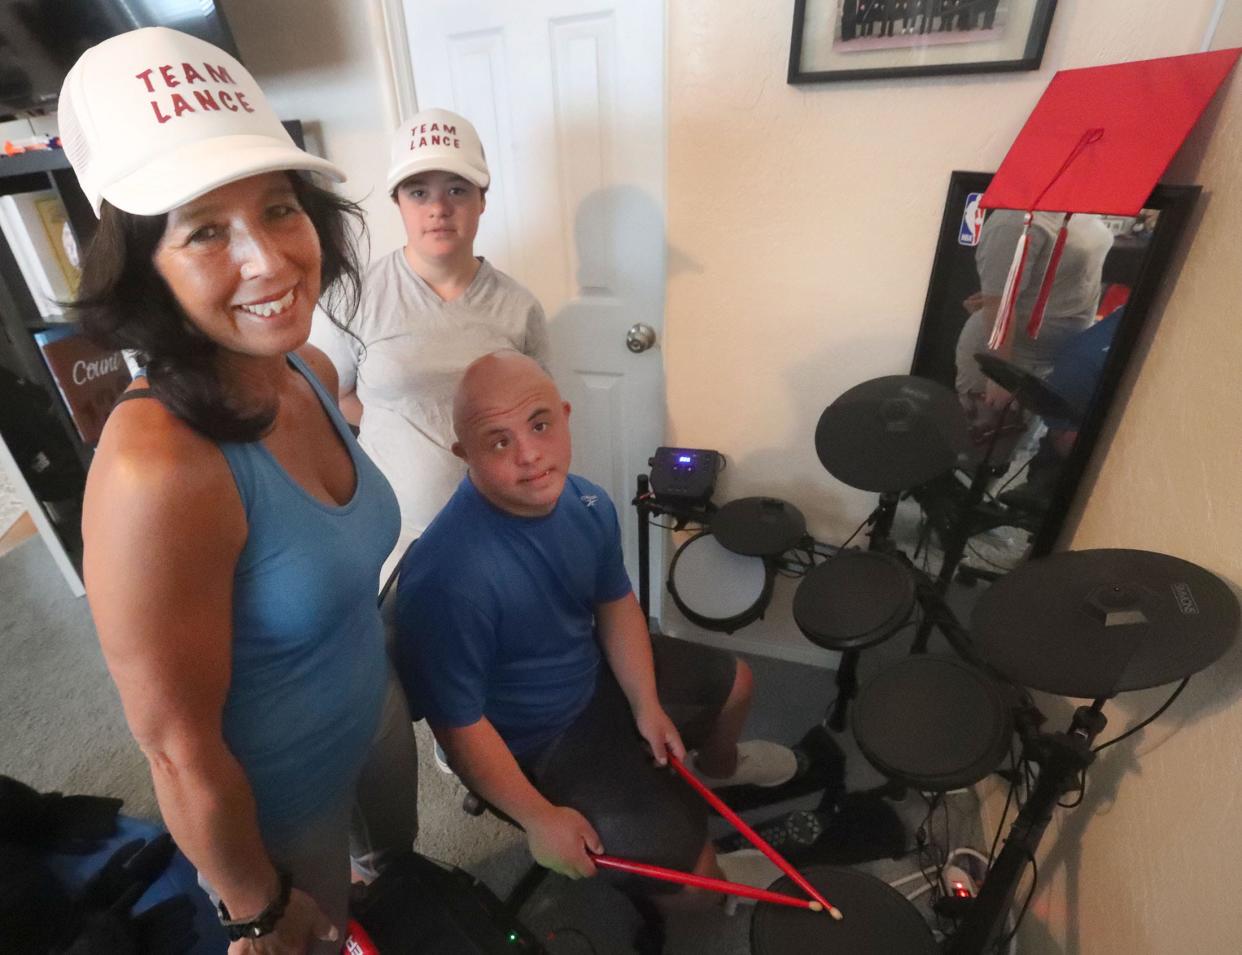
[974,210,1114,368]
[311,251,549,579]
[957,210,1114,395]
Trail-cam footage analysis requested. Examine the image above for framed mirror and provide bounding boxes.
[902,170,1199,578]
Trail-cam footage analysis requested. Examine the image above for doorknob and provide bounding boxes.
[626,323,657,353]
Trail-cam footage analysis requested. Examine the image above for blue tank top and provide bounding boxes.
[215,354,400,842]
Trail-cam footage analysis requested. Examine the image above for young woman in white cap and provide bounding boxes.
[311,109,549,581]
[61,27,417,953]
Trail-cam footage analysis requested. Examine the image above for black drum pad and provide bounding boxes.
[751,864,938,955]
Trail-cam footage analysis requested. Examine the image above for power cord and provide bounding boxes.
[993,458,1031,497]
[1053,677,1190,810]
[836,511,873,553]
[991,850,1037,952]
[1093,677,1190,753]
[988,748,1020,868]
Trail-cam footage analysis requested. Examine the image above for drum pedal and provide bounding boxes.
[714,809,828,858]
[713,789,907,868]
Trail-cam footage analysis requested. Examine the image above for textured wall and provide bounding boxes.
[666,1,1242,949]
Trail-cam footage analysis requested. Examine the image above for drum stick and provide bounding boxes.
[666,753,844,921]
[591,854,826,912]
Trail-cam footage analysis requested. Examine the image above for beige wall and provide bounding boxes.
[668,0,1242,951]
[220,0,407,262]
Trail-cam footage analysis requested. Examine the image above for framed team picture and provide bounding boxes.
[788,0,1058,84]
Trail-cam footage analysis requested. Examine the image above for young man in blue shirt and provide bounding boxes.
[394,351,795,893]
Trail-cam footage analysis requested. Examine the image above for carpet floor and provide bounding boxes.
[0,466,26,541]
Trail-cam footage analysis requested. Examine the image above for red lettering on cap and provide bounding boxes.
[193,90,220,111]
[205,63,235,84]
[159,64,179,88]
[444,125,457,135]
[417,136,428,147]
[219,90,238,111]
[182,62,206,85]
[136,69,156,93]
[235,91,254,113]
[453,138,460,148]
[150,100,172,124]
[170,93,194,118]
[430,135,442,145]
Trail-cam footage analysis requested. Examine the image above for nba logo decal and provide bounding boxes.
[959,193,984,246]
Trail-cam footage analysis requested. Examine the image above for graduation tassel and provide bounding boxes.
[1026,212,1072,340]
[987,212,1033,351]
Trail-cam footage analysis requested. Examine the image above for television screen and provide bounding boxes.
[0,0,240,118]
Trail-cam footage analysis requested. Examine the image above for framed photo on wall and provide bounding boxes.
[788,0,1058,84]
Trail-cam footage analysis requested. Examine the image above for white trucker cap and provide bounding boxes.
[58,27,345,217]
[385,108,490,194]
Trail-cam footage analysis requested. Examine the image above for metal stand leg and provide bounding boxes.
[911,402,1020,654]
[827,649,859,732]
[948,701,1106,953]
[635,474,652,623]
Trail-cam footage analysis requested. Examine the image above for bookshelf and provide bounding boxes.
[0,149,94,591]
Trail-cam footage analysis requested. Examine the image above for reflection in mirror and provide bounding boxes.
[900,171,1199,586]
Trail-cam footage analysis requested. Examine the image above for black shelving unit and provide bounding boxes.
[0,150,96,470]
[0,147,94,575]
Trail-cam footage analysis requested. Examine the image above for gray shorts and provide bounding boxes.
[520,637,737,891]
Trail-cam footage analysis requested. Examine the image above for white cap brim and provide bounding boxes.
[385,154,490,194]
[99,133,346,216]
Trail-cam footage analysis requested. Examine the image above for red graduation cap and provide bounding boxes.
[978,49,1242,346]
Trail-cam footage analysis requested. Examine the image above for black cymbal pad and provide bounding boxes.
[712,497,807,557]
[972,549,1240,698]
[816,375,971,493]
[974,352,1081,424]
[792,550,914,651]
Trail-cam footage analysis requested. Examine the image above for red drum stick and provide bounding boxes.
[667,753,844,921]
[591,854,826,912]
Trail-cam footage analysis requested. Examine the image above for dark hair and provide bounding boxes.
[71,173,366,443]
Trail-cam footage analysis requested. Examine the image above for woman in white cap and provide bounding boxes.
[61,27,417,953]
[311,109,549,581]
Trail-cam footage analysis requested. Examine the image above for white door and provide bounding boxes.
[402,0,668,602]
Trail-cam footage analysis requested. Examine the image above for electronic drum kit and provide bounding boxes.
[634,363,1240,953]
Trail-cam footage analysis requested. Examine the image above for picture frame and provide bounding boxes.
[788,0,1058,85]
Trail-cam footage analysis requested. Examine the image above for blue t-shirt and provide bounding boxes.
[1043,306,1123,431]
[394,474,632,757]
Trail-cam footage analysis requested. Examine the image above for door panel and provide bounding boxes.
[403,0,667,598]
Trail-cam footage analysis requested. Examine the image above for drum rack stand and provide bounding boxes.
[907,398,1025,655]
[823,491,905,733]
[632,473,717,622]
[947,699,1106,953]
[631,474,851,816]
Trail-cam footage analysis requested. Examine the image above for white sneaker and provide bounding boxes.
[693,740,798,788]
[717,849,783,911]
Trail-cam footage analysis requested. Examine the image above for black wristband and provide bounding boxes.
[217,870,292,942]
